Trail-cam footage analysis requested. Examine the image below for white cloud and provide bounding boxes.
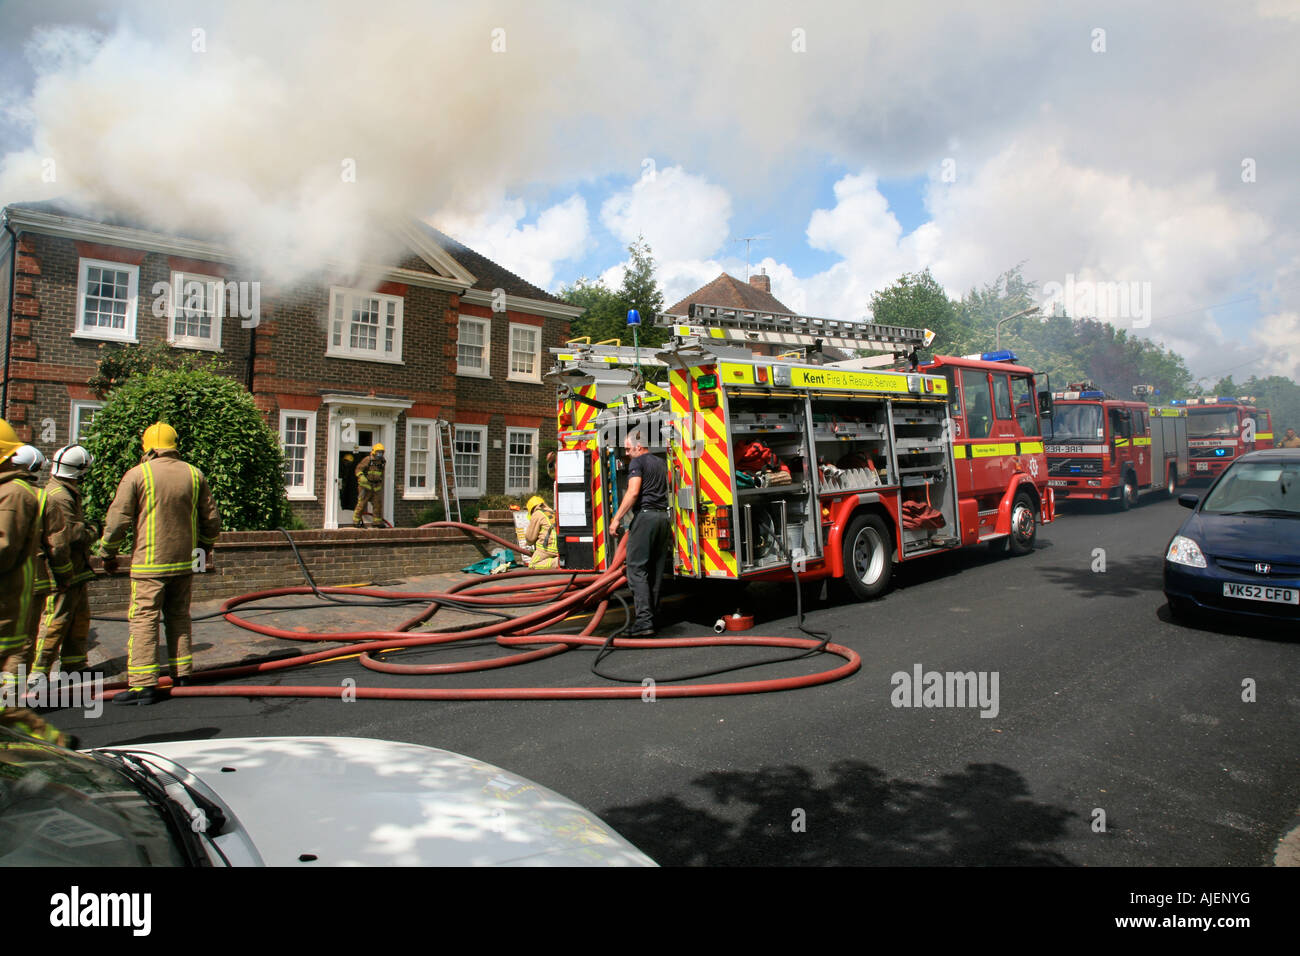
[1253,312,1300,378]
[600,162,732,262]
[432,193,590,291]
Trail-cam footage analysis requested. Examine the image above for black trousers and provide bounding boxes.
[625,509,671,631]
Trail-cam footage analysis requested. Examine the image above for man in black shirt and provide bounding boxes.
[612,429,670,637]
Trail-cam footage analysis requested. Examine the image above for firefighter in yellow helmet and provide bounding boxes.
[94,423,221,705]
[353,442,385,528]
[523,495,558,569]
[0,426,71,691]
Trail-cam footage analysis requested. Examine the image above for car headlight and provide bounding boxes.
[1166,535,1208,569]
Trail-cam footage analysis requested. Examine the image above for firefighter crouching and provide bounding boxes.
[0,435,72,689]
[524,495,558,569]
[353,443,385,528]
[32,445,97,678]
[94,423,221,706]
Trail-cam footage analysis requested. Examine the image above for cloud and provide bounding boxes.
[1253,312,1300,378]
[432,193,590,291]
[600,162,732,263]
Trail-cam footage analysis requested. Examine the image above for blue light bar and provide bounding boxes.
[1080,390,1106,400]
[1170,399,1187,406]
[626,309,641,327]
[980,350,1018,363]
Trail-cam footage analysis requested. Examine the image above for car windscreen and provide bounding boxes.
[1202,462,1300,515]
[0,727,187,865]
[1188,409,1239,438]
[1050,404,1103,441]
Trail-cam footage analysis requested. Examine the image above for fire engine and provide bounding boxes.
[1044,384,1189,508]
[1174,396,1274,482]
[547,305,1055,600]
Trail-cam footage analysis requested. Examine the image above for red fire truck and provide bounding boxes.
[1043,384,1189,508]
[1176,396,1274,482]
[549,306,1055,601]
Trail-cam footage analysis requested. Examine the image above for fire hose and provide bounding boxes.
[95,523,860,701]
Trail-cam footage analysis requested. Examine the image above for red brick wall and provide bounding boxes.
[5,227,568,527]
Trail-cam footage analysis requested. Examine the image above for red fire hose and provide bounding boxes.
[99,523,860,701]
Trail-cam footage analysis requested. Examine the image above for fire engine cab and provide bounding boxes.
[548,305,1055,601]
[1044,384,1189,508]
[1175,396,1274,482]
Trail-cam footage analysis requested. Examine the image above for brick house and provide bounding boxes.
[0,200,581,528]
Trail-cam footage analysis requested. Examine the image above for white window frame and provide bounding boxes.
[507,323,541,383]
[326,286,404,364]
[279,409,317,500]
[403,417,439,500]
[453,425,487,497]
[504,427,539,495]
[69,400,104,442]
[73,258,139,343]
[457,317,491,378]
[167,271,225,352]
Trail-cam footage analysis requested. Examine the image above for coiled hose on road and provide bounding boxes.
[97,522,861,701]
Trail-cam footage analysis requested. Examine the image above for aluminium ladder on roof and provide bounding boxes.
[658,303,933,353]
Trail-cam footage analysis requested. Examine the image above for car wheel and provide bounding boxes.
[1007,491,1038,556]
[842,513,893,601]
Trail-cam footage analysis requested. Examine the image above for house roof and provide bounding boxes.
[4,199,573,314]
[666,272,793,317]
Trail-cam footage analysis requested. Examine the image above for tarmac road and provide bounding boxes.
[60,494,1300,866]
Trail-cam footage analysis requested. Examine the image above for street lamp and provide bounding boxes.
[995,306,1040,350]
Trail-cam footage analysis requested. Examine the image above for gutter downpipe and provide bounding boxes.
[2,216,17,418]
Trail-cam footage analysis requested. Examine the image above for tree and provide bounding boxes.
[868,269,964,353]
[561,236,670,348]
[80,367,294,532]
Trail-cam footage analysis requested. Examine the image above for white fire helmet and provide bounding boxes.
[51,444,94,480]
[11,444,46,474]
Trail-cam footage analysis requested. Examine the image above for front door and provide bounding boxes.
[324,405,399,529]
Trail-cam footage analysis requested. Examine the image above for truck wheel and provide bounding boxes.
[1007,491,1038,556]
[1117,472,1137,511]
[842,513,893,600]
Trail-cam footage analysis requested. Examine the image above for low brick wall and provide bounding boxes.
[87,525,501,613]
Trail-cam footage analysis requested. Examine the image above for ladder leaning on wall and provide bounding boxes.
[433,420,463,525]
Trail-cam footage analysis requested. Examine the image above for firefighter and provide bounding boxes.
[32,445,97,679]
[523,495,558,569]
[1281,427,1300,448]
[0,427,71,692]
[353,443,385,528]
[14,446,76,683]
[611,430,670,638]
[94,423,221,705]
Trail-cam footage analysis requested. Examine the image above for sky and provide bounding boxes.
[1,0,1297,384]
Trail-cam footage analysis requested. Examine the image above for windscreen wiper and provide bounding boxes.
[90,752,213,867]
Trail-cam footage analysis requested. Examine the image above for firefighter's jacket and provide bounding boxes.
[32,483,76,595]
[355,454,385,491]
[525,509,558,569]
[100,450,221,578]
[1,471,70,647]
[43,478,95,587]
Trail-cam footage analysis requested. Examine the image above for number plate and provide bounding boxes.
[700,515,717,539]
[1196,462,1209,471]
[1048,480,1068,487]
[1222,583,1298,605]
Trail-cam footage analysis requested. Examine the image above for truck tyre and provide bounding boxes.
[1117,471,1137,511]
[842,513,893,601]
[1007,490,1038,556]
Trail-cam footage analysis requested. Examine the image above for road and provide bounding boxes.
[62,495,1300,866]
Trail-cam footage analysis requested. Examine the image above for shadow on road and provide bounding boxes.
[1034,556,1165,600]
[602,760,1078,866]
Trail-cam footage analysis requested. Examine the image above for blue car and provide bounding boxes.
[1164,448,1300,623]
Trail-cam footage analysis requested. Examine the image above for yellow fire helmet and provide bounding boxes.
[142,422,178,452]
[525,495,547,514]
[372,443,385,454]
[0,418,21,465]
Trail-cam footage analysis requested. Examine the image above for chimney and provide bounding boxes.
[749,268,771,294]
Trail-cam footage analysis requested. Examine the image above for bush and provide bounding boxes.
[414,501,479,526]
[81,367,293,532]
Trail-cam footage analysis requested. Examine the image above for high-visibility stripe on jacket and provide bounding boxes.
[0,472,69,655]
[43,478,95,587]
[33,486,75,594]
[100,450,221,578]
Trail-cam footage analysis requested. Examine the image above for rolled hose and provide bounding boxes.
[97,523,860,701]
